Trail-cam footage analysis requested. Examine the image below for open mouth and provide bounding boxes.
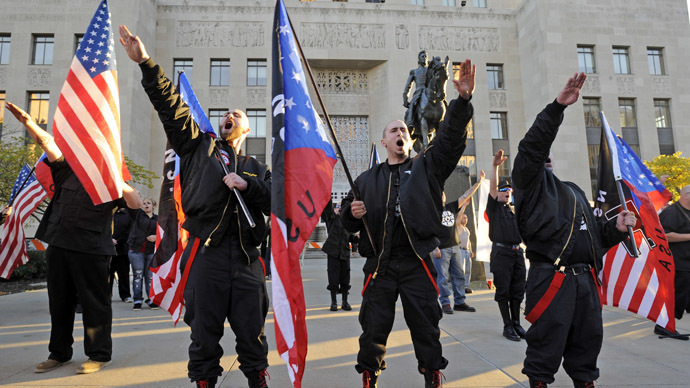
[224,120,234,130]
[396,139,404,147]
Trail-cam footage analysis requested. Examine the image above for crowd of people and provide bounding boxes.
[3,22,689,388]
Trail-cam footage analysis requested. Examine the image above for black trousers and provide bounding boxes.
[522,265,602,384]
[46,246,112,362]
[490,245,526,304]
[182,234,269,382]
[327,255,351,293]
[108,253,131,300]
[675,270,690,320]
[356,256,448,375]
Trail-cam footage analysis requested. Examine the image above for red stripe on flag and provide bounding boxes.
[626,256,654,314]
[93,73,121,129]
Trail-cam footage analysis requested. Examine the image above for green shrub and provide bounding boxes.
[9,250,47,280]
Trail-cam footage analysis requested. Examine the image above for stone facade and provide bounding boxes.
[1,0,689,201]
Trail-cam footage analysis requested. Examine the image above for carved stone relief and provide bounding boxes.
[320,95,370,116]
[582,75,600,95]
[329,116,369,194]
[28,68,51,88]
[489,91,507,109]
[314,70,368,95]
[246,88,267,106]
[418,27,499,52]
[300,23,385,49]
[651,77,671,96]
[396,25,409,50]
[209,89,229,106]
[176,21,265,48]
[616,76,635,95]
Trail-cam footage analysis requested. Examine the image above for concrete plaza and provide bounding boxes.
[1,256,689,387]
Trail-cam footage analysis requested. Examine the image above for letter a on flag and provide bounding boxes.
[271,0,337,385]
[594,112,676,332]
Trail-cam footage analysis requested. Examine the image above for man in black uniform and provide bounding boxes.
[120,26,271,388]
[512,73,636,388]
[111,208,133,302]
[321,201,353,311]
[341,59,475,388]
[658,184,690,339]
[5,102,142,375]
[486,150,526,341]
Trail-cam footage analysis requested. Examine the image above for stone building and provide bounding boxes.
[1,0,689,201]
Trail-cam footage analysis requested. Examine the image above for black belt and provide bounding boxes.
[494,242,521,251]
[459,247,469,251]
[531,261,592,276]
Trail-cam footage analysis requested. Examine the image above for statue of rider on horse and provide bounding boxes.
[403,50,450,152]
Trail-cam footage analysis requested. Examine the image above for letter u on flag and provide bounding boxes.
[594,112,676,332]
[52,0,129,205]
[270,0,337,386]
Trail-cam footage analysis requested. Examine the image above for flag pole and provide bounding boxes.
[285,14,378,257]
[614,180,639,258]
[8,166,36,208]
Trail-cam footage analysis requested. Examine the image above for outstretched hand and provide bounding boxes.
[556,72,587,106]
[452,59,476,100]
[493,150,508,167]
[119,25,150,64]
[5,102,35,127]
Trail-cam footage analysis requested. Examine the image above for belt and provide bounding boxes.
[494,242,521,251]
[459,247,469,251]
[530,261,592,276]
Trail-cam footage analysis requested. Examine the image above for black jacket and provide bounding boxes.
[512,100,627,270]
[341,97,473,276]
[139,59,271,255]
[321,202,351,260]
[127,209,158,254]
[113,209,131,256]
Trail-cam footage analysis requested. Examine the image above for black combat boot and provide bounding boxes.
[342,291,352,311]
[573,380,595,388]
[498,301,520,341]
[362,369,378,388]
[510,300,526,338]
[529,380,548,388]
[195,377,217,388]
[422,369,444,388]
[247,368,269,388]
[330,290,338,311]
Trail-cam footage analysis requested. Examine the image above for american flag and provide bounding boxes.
[595,112,676,332]
[52,0,127,205]
[0,165,47,279]
[271,1,337,386]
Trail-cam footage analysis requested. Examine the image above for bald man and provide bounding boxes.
[658,185,690,338]
[341,59,475,388]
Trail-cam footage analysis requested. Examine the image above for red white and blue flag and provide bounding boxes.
[34,153,55,199]
[594,112,676,331]
[0,165,47,279]
[271,0,337,385]
[52,0,128,205]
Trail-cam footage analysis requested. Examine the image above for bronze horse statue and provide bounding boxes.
[407,56,450,152]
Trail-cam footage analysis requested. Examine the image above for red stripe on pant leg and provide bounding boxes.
[258,256,266,278]
[525,271,566,324]
[420,259,440,296]
[361,273,373,297]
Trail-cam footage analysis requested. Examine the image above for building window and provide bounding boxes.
[577,45,596,74]
[0,91,5,139]
[208,109,227,133]
[410,0,424,5]
[74,34,84,55]
[654,99,675,155]
[0,34,10,65]
[587,144,600,198]
[498,155,510,181]
[173,59,193,86]
[487,64,504,90]
[442,0,456,5]
[28,92,50,132]
[210,59,230,86]
[612,46,631,75]
[618,98,639,155]
[648,47,665,75]
[473,0,487,7]
[458,155,477,179]
[583,98,601,128]
[32,35,54,65]
[490,112,507,139]
[247,109,267,138]
[247,59,267,86]
[452,62,461,80]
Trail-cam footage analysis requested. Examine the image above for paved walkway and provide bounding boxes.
[1,256,689,387]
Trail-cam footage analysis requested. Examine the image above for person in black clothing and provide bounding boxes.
[5,101,142,375]
[120,26,271,388]
[658,184,690,339]
[321,201,352,312]
[512,73,637,388]
[260,222,271,280]
[341,59,475,388]
[110,208,132,302]
[486,150,526,342]
[127,198,158,310]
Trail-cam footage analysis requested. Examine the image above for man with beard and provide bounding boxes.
[341,59,475,388]
[120,26,272,388]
